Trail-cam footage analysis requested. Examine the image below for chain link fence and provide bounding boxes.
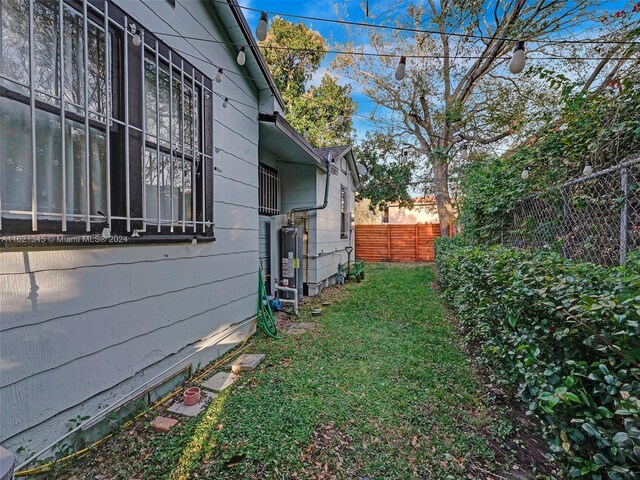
[503,156,640,266]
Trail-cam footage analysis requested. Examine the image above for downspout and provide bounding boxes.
[287,155,331,225]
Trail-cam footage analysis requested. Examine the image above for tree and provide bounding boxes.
[335,0,639,236]
[354,131,415,211]
[288,74,356,147]
[260,18,356,147]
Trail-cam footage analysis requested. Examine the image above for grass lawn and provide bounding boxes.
[57,263,550,479]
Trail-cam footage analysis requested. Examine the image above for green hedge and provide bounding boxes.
[435,239,640,479]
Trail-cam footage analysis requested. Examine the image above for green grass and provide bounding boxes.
[60,264,514,480]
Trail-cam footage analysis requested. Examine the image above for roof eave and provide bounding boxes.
[259,112,327,170]
[218,0,285,111]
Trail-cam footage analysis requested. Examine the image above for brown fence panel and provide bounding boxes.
[355,225,390,261]
[355,224,442,262]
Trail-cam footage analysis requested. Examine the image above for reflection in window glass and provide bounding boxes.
[0,0,30,93]
[145,149,192,224]
[63,4,85,112]
[1,97,105,217]
[34,0,60,104]
[0,97,32,212]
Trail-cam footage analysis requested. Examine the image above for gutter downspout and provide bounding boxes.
[287,156,332,225]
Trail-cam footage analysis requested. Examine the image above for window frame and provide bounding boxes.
[258,163,279,216]
[340,184,348,239]
[0,0,214,244]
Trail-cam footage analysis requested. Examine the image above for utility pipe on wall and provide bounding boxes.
[287,156,332,224]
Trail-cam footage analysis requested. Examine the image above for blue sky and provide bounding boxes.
[240,0,631,141]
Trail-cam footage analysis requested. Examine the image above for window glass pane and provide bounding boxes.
[145,148,192,224]
[0,0,30,94]
[158,66,170,148]
[36,109,63,215]
[89,127,106,215]
[65,122,86,215]
[183,160,192,222]
[1,97,32,212]
[144,148,158,222]
[87,22,107,120]
[34,0,60,104]
[63,4,85,113]
[172,76,182,150]
[144,60,157,141]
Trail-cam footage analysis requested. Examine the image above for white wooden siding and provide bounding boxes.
[0,0,261,458]
[306,157,355,294]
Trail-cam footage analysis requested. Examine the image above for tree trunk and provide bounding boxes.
[432,157,456,237]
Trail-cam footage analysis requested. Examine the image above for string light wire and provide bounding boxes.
[210,0,640,46]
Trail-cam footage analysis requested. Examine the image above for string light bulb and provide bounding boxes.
[215,68,223,83]
[395,56,407,81]
[583,162,593,176]
[130,24,142,47]
[237,46,246,66]
[509,41,526,74]
[521,167,530,180]
[222,97,228,108]
[399,149,408,165]
[335,112,345,125]
[256,12,269,41]
[460,143,469,160]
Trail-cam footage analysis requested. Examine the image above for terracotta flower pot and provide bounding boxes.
[183,387,201,406]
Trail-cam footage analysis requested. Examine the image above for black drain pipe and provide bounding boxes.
[287,156,332,225]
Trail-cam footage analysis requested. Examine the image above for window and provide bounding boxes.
[340,184,348,239]
[0,0,213,240]
[340,156,347,174]
[258,164,279,215]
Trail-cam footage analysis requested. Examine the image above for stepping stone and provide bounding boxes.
[201,372,238,392]
[287,322,316,335]
[167,392,213,417]
[287,327,307,335]
[231,353,265,373]
[311,309,322,317]
[322,302,331,307]
[150,416,178,432]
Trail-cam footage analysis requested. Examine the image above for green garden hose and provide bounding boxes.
[258,268,280,338]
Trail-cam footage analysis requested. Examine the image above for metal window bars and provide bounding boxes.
[258,164,280,215]
[503,156,640,266]
[0,0,213,235]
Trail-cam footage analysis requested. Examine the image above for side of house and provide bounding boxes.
[383,197,439,224]
[0,0,281,462]
[306,146,358,296]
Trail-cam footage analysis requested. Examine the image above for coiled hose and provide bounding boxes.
[258,268,280,338]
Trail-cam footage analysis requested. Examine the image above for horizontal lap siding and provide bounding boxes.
[1,0,261,456]
[355,224,441,262]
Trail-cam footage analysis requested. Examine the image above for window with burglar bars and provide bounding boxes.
[0,0,214,239]
[258,164,279,215]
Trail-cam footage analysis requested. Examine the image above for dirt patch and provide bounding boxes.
[440,314,557,477]
[300,423,362,480]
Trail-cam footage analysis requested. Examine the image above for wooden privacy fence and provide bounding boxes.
[355,224,443,262]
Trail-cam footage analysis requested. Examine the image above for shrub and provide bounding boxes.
[435,238,640,479]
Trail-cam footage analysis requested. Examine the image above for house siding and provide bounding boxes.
[0,0,260,460]
[306,160,355,295]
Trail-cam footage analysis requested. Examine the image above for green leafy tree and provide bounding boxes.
[354,131,415,211]
[260,18,356,147]
[336,0,638,236]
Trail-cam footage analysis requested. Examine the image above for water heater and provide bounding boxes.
[280,225,303,296]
